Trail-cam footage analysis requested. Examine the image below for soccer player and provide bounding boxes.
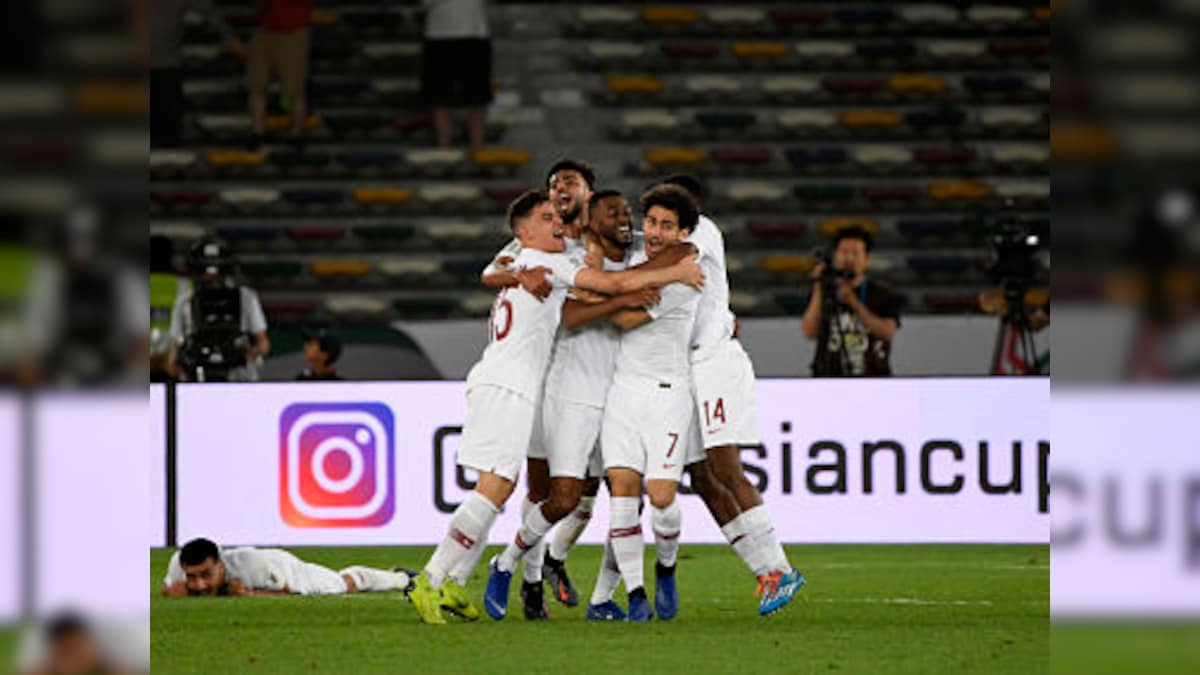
[485,189,690,620]
[407,189,703,624]
[663,174,806,615]
[161,537,412,597]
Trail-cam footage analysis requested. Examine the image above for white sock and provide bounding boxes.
[721,514,766,576]
[521,500,547,583]
[448,536,487,586]
[742,505,792,574]
[651,500,682,568]
[608,496,644,592]
[549,495,595,562]
[589,535,622,606]
[497,499,554,574]
[425,491,499,588]
[339,566,406,592]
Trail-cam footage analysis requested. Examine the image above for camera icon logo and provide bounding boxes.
[279,402,394,527]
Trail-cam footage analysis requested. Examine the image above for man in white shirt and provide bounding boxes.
[160,538,411,598]
[408,189,703,624]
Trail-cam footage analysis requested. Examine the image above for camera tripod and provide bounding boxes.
[989,284,1043,376]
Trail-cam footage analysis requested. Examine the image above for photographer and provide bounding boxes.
[166,239,270,382]
[801,227,901,376]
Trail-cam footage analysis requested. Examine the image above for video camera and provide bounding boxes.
[985,200,1044,293]
[176,239,251,382]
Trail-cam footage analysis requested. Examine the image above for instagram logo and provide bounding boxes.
[280,402,394,527]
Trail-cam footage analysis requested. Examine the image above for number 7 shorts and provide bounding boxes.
[600,374,695,482]
[458,384,537,483]
[691,338,760,451]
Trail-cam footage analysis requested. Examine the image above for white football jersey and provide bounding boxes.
[466,247,582,400]
[481,237,522,279]
[543,236,640,407]
[687,214,736,362]
[613,240,702,384]
[163,547,298,593]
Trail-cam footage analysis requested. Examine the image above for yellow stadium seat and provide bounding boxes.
[310,9,338,25]
[266,114,319,131]
[819,218,879,238]
[471,148,532,166]
[643,147,706,166]
[839,109,902,127]
[311,261,371,278]
[1050,122,1117,160]
[352,188,413,204]
[642,7,700,24]
[761,255,818,275]
[1032,6,1051,21]
[606,76,665,94]
[205,151,265,167]
[75,81,148,116]
[888,74,947,94]
[928,180,991,200]
[731,42,789,58]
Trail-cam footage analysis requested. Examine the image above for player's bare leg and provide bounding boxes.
[707,444,805,615]
[544,476,600,605]
[646,479,682,620]
[433,105,452,147]
[607,467,650,621]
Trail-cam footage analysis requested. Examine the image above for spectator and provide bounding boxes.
[801,227,901,376]
[297,327,343,380]
[150,0,244,148]
[421,0,492,153]
[247,0,313,148]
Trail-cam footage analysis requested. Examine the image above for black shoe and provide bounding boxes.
[393,567,419,597]
[520,580,550,620]
[543,552,579,607]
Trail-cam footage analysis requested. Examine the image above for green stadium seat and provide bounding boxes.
[392,296,459,317]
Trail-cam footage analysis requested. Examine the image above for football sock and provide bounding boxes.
[496,499,554,575]
[425,491,498,589]
[549,495,595,562]
[742,505,792,574]
[609,496,644,594]
[651,499,682,568]
[522,501,548,584]
[339,566,404,592]
[448,533,487,586]
[589,535,621,605]
[720,514,767,575]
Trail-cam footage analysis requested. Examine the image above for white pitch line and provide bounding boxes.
[806,563,1048,571]
[807,597,1050,607]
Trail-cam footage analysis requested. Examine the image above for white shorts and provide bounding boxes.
[457,384,536,483]
[601,375,695,482]
[276,551,348,596]
[541,393,606,479]
[691,339,759,450]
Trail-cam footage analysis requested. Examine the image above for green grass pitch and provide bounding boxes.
[151,544,1047,674]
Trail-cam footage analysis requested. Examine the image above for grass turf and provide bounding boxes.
[151,544,1047,674]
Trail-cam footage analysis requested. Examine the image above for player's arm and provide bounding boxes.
[573,254,703,296]
[480,238,523,288]
[224,579,289,597]
[610,308,652,331]
[562,288,660,329]
[627,242,698,271]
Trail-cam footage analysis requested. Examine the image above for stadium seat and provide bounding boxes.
[904,106,968,129]
[325,294,390,320]
[605,76,665,95]
[484,186,530,205]
[853,145,913,168]
[620,109,681,136]
[724,181,787,201]
[832,6,895,26]
[218,188,280,208]
[311,260,371,280]
[899,4,961,25]
[404,148,465,175]
[587,42,646,66]
[966,5,1026,25]
[928,180,990,201]
[362,42,421,66]
[338,150,401,170]
[264,114,319,132]
[786,147,848,169]
[427,222,487,243]
[393,114,433,134]
[205,150,265,169]
[150,221,206,241]
[354,224,416,244]
[644,147,706,167]
[978,107,1042,130]
[267,151,332,171]
[378,258,442,279]
[281,188,344,207]
[74,81,148,118]
[419,184,483,210]
[989,41,1049,59]
[795,183,856,203]
[896,218,961,239]
[150,150,197,170]
[473,148,532,172]
[924,293,980,313]
[642,8,701,26]
[661,43,721,60]
[839,109,901,128]
[323,112,387,136]
[460,293,500,316]
[914,146,977,164]
[695,111,755,133]
[926,40,987,60]
[352,188,413,206]
[823,77,884,95]
[1031,73,1051,95]
[730,42,789,59]
[861,184,921,203]
[907,255,972,276]
[372,79,421,103]
[309,8,338,26]
[777,109,837,132]
[963,75,1027,95]
[578,7,637,32]
[993,180,1050,201]
[888,74,947,95]
[240,260,304,280]
[760,254,817,275]
[747,220,807,239]
[286,226,347,245]
[769,7,828,27]
[819,217,879,237]
[684,75,742,99]
[443,257,496,277]
[1032,6,1052,22]
[393,297,459,317]
[215,225,280,247]
[706,7,768,30]
[711,146,771,167]
[762,77,821,103]
[857,42,918,62]
[794,40,854,60]
[989,144,1049,167]
[261,299,319,321]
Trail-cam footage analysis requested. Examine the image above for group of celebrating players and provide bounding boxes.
[407,159,806,624]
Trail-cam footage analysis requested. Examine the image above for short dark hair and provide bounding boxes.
[640,184,699,233]
[507,189,551,234]
[588,188,624,211]
[832,226,874,252]
[180,538,220,567]
[546,159,596,190]
[657,173,707,205]
[45,612,90,642]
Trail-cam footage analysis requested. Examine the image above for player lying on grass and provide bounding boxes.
[406,189,703,624]
[161,537,414,597]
